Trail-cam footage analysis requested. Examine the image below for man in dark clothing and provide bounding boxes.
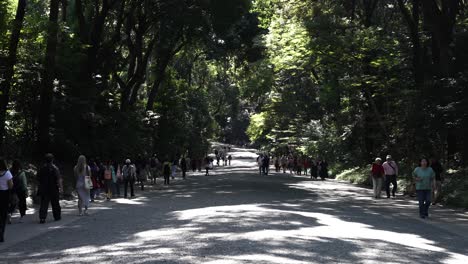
[262,155,270,175]
[180,157,187,179]
[37,154,62,223]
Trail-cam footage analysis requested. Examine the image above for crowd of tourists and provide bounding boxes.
[257,153,329,180]
[0,150,231,243]
[371,155,444,219]
[0,147,447,243]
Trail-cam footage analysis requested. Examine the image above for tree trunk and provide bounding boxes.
[37,0,59,155]
[0,0,27,153]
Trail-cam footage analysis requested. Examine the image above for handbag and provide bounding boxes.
[84,175,93,190]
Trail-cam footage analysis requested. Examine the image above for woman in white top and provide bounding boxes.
[0,158,14,242]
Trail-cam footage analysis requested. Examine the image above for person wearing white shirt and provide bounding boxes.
[0,158,14,242]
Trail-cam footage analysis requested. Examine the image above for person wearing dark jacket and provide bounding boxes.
[37,154,62,224]
[0,158,14,242]
[180,157,187,179]
[9,160,28,223]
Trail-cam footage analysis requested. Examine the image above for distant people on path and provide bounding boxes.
[228,155,232,166]
[0,158,14,242]
[172,158,178,179]
[181,156,187,179]
[310,160,318,180]
[318,159,328,180]
[74,155,91,216]
[89,161,100,202]
[383,155,399,198]
[122,159,136,198]
[114,163,122,197]
[413,158,435,219]
[163,159,172,184]
[430,158,444,205]
[262,154,270,175]
[281,155,287,173]
[274,156,280,172]
[204,156,212,176]
[371,158,385,199]
[104,161,115,200]
[9,160,28,223]
[257,154,263,175]
[150,155,159,185]
[37,154,62,224]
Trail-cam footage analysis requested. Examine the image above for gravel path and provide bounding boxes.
[1,147,468,264]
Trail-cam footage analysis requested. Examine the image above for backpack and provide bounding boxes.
[163,163,171,176]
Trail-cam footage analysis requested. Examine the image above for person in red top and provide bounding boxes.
[371,158,385,198]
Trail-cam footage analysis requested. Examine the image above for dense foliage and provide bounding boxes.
[248,0,468,170]
[0,0,262,163]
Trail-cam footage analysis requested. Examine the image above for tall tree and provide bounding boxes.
[37,0,60,154]
[0,0,27,152]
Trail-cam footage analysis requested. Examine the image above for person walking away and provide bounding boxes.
[383,155,399,198]
[204,156,211,176]
[228,155,232,166]
[0,158,13,242]
[297,157,303,175]
[114,163,122,197]
[171,157,178,180]
[181,157,187,179]
[89,161,99,202]
[9,160,28,223]
[318,159,329,180]
[303,158,310,176]
[257,154,263,175]
[74,155,91,216]
[274,156,280,172]
[371,158,385,198]
[138,158,148,191]
[281,155,287,173]
[430,158,444,205]
[163,160,172,184]
[150,155,159,185]
[413,158,435,219]
[37,154,62,223]
[262,155,270,175]
[310,160,318,180]
[122,159,136,198]
[103,161,115,200]
[216,155,221,166]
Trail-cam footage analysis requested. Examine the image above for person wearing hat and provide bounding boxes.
[122,159,136,198]
[371,158,385,198]
[383,155,399,198]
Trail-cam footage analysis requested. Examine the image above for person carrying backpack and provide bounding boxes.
[9,160,28,223]
[37,154,62,224]
[122,159,136,198]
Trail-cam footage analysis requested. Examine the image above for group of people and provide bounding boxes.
[371,155,444,219]
[257,154,329,180]
[0,151,218,243]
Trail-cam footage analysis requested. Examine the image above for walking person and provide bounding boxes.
[103,161,115,200]
[274,156,280,172]
[181,157,187,179]
[318,159,328,180]
[114,163,122,197]
[281,155,287,173]
[310,160,318,180]
[0,158,14,242]
[413,158,435,219]
[89,161,99,202]
[204,156,211,176]
[228,155,232,166]
[163,159,172,184]
[150,155,159,185]
[9,160,28,223]
[262,155,270,175]
[371,158,385,198]
[74,155,91,216]
[37,154,62,224]
[257,154,263,175]
[171,157,178,179]
[430,158,444,205]
[383,155,399,198]
[122,159,136,198]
